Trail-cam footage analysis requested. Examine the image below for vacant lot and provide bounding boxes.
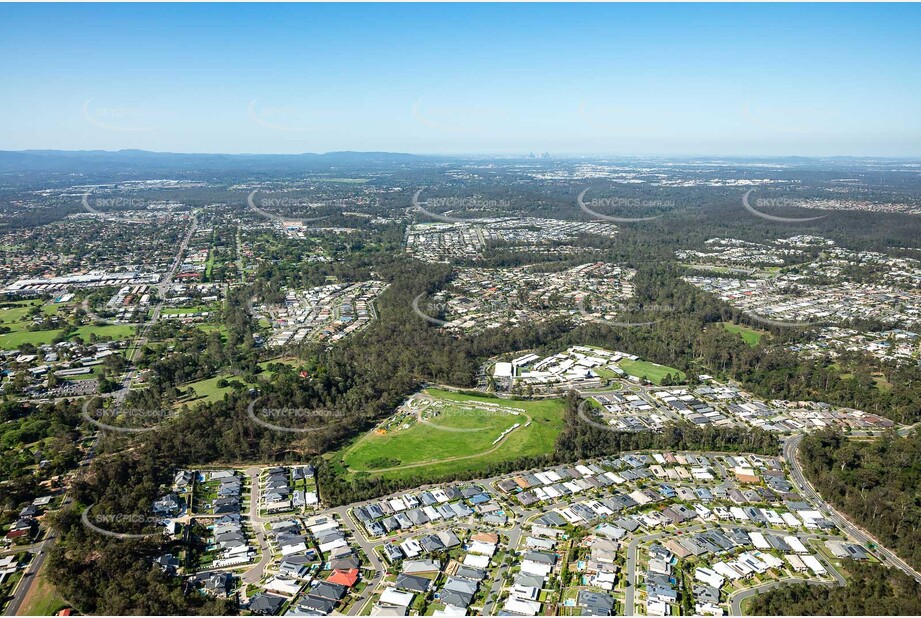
[617,358,685,385]
[721,322,765,347]
[336,388,565,482]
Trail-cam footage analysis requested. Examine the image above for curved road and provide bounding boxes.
[784,434,921,584]
[729,577,840,615]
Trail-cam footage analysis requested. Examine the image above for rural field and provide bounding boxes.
[335,388,566,482]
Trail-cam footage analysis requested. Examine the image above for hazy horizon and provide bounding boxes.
[4,148,921,161]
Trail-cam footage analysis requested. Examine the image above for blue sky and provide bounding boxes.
[1,3,919,156]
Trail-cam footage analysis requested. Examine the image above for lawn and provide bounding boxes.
[0,301,55,349]
[174,359,304,407]
[336,388,566,482]
[593,367,623,380]
[0,329,60,349]
[175,375,237,406]
[343,405,519,470]
[258,358,304,375]
[161,304,218,316]
[194,323,228,337]
[0,315,136,349]
[0,300,42,323]
[71,324,136,341]
[204,248,216,280]
[721,322,765,347]
[616,358,685,385]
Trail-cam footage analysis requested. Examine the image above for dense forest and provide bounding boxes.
[46,509,236,615]
[0,399,82,515]
[748,563,921,616]
[798,429,921,571]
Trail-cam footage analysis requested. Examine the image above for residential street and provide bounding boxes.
[784,434,921,583]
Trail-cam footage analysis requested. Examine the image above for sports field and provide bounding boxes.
[335,388,565,482]
[0,300,109,349]
[0,301,51,348]
[616,358,685,385]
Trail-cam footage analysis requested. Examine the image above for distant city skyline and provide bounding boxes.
[2,3,920,157]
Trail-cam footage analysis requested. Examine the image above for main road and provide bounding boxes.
[2,537,52,616]
[783,434,921,584]
[4,214,198,616]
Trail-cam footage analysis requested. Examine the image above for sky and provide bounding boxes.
[1,3,920,157]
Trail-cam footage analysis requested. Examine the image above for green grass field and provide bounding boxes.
[175,375,236,406]
[0,329,59,349]
[175,358,305,407]
[194,323,229,337]
[335,388,565,482]
[721,322,765,347]
[594,367,622,380]
[616,358,685,385]
[0,301,50,348]
[204,248,216,280]
[72,324,136,341]
[0,301,135,349]
[0,300,41,322]
[161,304,219,316]
[343,405,519,470]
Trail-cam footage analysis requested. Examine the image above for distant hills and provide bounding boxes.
[0,149,916,176]
[0,149,424,174]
